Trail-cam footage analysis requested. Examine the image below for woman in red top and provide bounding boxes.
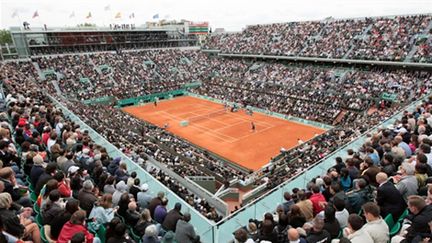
[54,171,72,198]
[57,210,95,243]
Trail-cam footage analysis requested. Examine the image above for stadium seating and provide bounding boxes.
[1,14,432,242]
[204,14,432,62]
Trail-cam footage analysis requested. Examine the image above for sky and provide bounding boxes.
[1,0,432,31]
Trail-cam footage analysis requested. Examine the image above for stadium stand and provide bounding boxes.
[204,14,432,62]
[0,13,432,243]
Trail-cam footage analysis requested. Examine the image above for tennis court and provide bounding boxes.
[122,96,326,171]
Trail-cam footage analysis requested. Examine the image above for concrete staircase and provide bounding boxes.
[31,62,44,80]
[343,24,373,59]
[404,20,432,62]
[88,57,102,75]
[50,80,62,95]
[298,22,329,56]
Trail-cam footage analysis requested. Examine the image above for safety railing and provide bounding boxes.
[213,93,429,242]
[47,94,217,243]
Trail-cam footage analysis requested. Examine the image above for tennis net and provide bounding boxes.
[187,109,227,123]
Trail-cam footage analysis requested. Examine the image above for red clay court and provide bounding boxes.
[123,96,326,171]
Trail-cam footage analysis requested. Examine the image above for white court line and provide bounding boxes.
[159,111,237,142]
[158,111,235,142]
[162,109,276,142]
[228,125,275,144]
[188,111,231,126]
[212,120,246,132]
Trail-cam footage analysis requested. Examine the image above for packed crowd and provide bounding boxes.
[198,62,431,124]
[33,50,213,101]
[348,15,431,61]
[2,41,432,242]
[412,37,432,63]
[31,50,432,125]
[0,61,206,242]
[233,96,432,243]
[204,14,432,62]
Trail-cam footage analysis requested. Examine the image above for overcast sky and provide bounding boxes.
[1,0,432,31]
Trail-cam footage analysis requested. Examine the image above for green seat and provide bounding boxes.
[384,214,395,230]
[397,209,409,222]
[96,225,107,243]
[29,183,35,192]
[40,225,49,243]
[390,221,401,237]
[115,213,125,223]
[35,214,44,228]
[337,228,342,238]
[129,227,141,243]
[25,176,31,186]
[34,202,40,214]
[30,191,38,203]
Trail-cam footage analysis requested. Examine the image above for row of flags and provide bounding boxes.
[11,5,164,20]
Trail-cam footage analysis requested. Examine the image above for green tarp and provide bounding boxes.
[117,89,185,107]
[79,78,90,84]
[98,65,110,72]
[82,96,115,105]
[41,69,56,79]
[182,81,202,89]
[381,92,398,102]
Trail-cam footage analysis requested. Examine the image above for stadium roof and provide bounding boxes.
[1,0,432,31]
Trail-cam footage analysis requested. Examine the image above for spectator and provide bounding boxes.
[346,178,373,213]
[106,222,132,243]
[334,197,349,229]
[54,171,72,198]
[134,208,157,237]
[0,192,40,243]
[344,214,373,243]
[89,194,116,228]
[375,172,406,219]
[124,201,141,226]
[287,204,307,228]
[162,202,183,232]
[323,205,340,239]
[154,197,169,224]
[129,178,142,200]
[394,162,418,202]
[137,183,152,209]
[393,195,432,242]
[296,190,314,221]
[233,228,254,243]
[149,191,165,218]
[282,192,295,213]
[361,202,389,243]
[30,154,45,186]
[287,228,307,243]
[257,218,277,243]
[57,210,94,243]
[71,232,86,243]
[143,224,160,243]
[310,184,327,215]
[41,189,64,225]
[77,180,98,216]
[305,216,331,243]
[49,198,80,240]
[113,181,129,207]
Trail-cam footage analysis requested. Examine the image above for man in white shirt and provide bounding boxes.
[334,197,349,229]
[362,202,389,243]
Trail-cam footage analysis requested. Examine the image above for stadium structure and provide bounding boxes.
[0,14,432,242]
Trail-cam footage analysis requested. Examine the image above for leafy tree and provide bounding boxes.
[0,30,12,45]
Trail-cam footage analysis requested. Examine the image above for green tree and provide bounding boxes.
[0,29,12,45]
